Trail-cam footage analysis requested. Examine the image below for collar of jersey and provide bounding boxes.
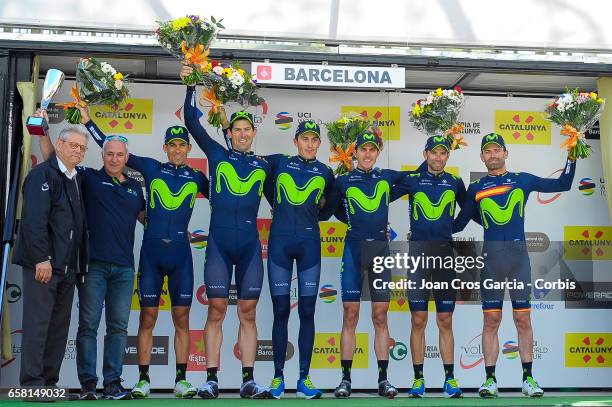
[230,148,254,156]
[98,167,130,184]
[163,162,187,169]
[296,155,317,163]
[426,170,446,178]
[486,171,509,178]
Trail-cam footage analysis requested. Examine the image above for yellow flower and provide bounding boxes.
[113,72,124,80]
[412,105,422,117]
[238,68,246,76]
[172,17,190,31]
[597,98,604,103]
[590,92,598,100]
[435,88,443,97]
[222,68,232,76]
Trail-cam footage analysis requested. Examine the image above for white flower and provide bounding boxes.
[114,80,123,90]
[219,86,226,92]
[238,88,243,94]
[213,66,224,75]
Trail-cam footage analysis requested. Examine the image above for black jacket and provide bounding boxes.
[13,153,89,275]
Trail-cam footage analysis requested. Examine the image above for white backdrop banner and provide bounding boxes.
[2,81,611,390]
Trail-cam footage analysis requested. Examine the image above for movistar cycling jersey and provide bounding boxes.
[322,168,409,241]
[85,120,209,242]
[453,159,576,241]
[184,86,271,233]
[264,154,334,240]
[392,171,466,241]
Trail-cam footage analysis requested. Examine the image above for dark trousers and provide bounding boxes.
[20,268,76,387]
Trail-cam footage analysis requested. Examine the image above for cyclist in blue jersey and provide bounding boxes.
[260,121,334,399]
[320,132,424,399]
[75,104,208,399]
[453,133,576,399]
[392,136,466,398]
[182,65,272,399]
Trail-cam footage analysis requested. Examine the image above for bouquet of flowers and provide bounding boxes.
[58,58,129,124]
[545,89,605,160]
[200,60,264,128]
[409,86,467,149]
[156,15,224,86]
[325,115,381,175]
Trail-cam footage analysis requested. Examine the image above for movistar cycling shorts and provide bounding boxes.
[341,240,391,303]
[268,235,320,297]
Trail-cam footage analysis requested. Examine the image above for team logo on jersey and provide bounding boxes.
[412,190,456,221]
[479,188,525,229]
[149,179,198,210]
[276,173,325,205]
[216,161,266,196]
[346,180,390,214]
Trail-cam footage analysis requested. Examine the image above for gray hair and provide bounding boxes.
[58,126,90,142]
[102,138,129,154]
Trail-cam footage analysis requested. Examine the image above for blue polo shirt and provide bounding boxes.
[77,166,145,268]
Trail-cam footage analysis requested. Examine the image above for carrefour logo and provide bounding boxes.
[319,284,337,303]
[579,178,596,196]
[389,339,408,361]
[502,340,519,359]
[275,112,293,130]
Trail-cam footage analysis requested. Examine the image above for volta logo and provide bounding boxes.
[311,333,368,368]
[319,284,337,303]
[341,106,401,140]
[275,112,293,130]
[564,226,612,260]
[389,338,408,361]
[190,230,208,249]
[91,99,153,134]
[460,333,484,369]
[579,178,596,196]
[565,333,612,367]
[502,340,519,359]
[320,221,347,257]
[257,64,272,81]
[494,110,550,145]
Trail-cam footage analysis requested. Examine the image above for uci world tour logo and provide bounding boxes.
[319,284,337,303]
[275,112,293,130]
[502,340,519,359]
[189,229,208,249]
[579,178,596,196]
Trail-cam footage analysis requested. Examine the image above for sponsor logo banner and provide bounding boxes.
[341,106,401,140]
[124,336,169,365]
[311,333,368,368]
[460,333,484,369]
[565,333,612,367]
[257,218,272,259]
[252,62,405,88]
[494,110,550,145]
[320,222,347,257]
[90,99,153,134]
[564,226,612,260]
[188,330,208,371]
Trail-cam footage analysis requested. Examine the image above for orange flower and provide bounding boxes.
[200,87,221,115]
[560,124,583,150]
[56,85,85,110]
[181,41,209,69]
[329,143,356,171]
[444,123,467,150]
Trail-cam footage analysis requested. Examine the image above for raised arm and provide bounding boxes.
[183,85,225,155]
[524,157,576,194]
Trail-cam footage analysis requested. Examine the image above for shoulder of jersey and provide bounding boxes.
[449,173,462,181]
[255,155,268,163]
[470,178,482,185]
